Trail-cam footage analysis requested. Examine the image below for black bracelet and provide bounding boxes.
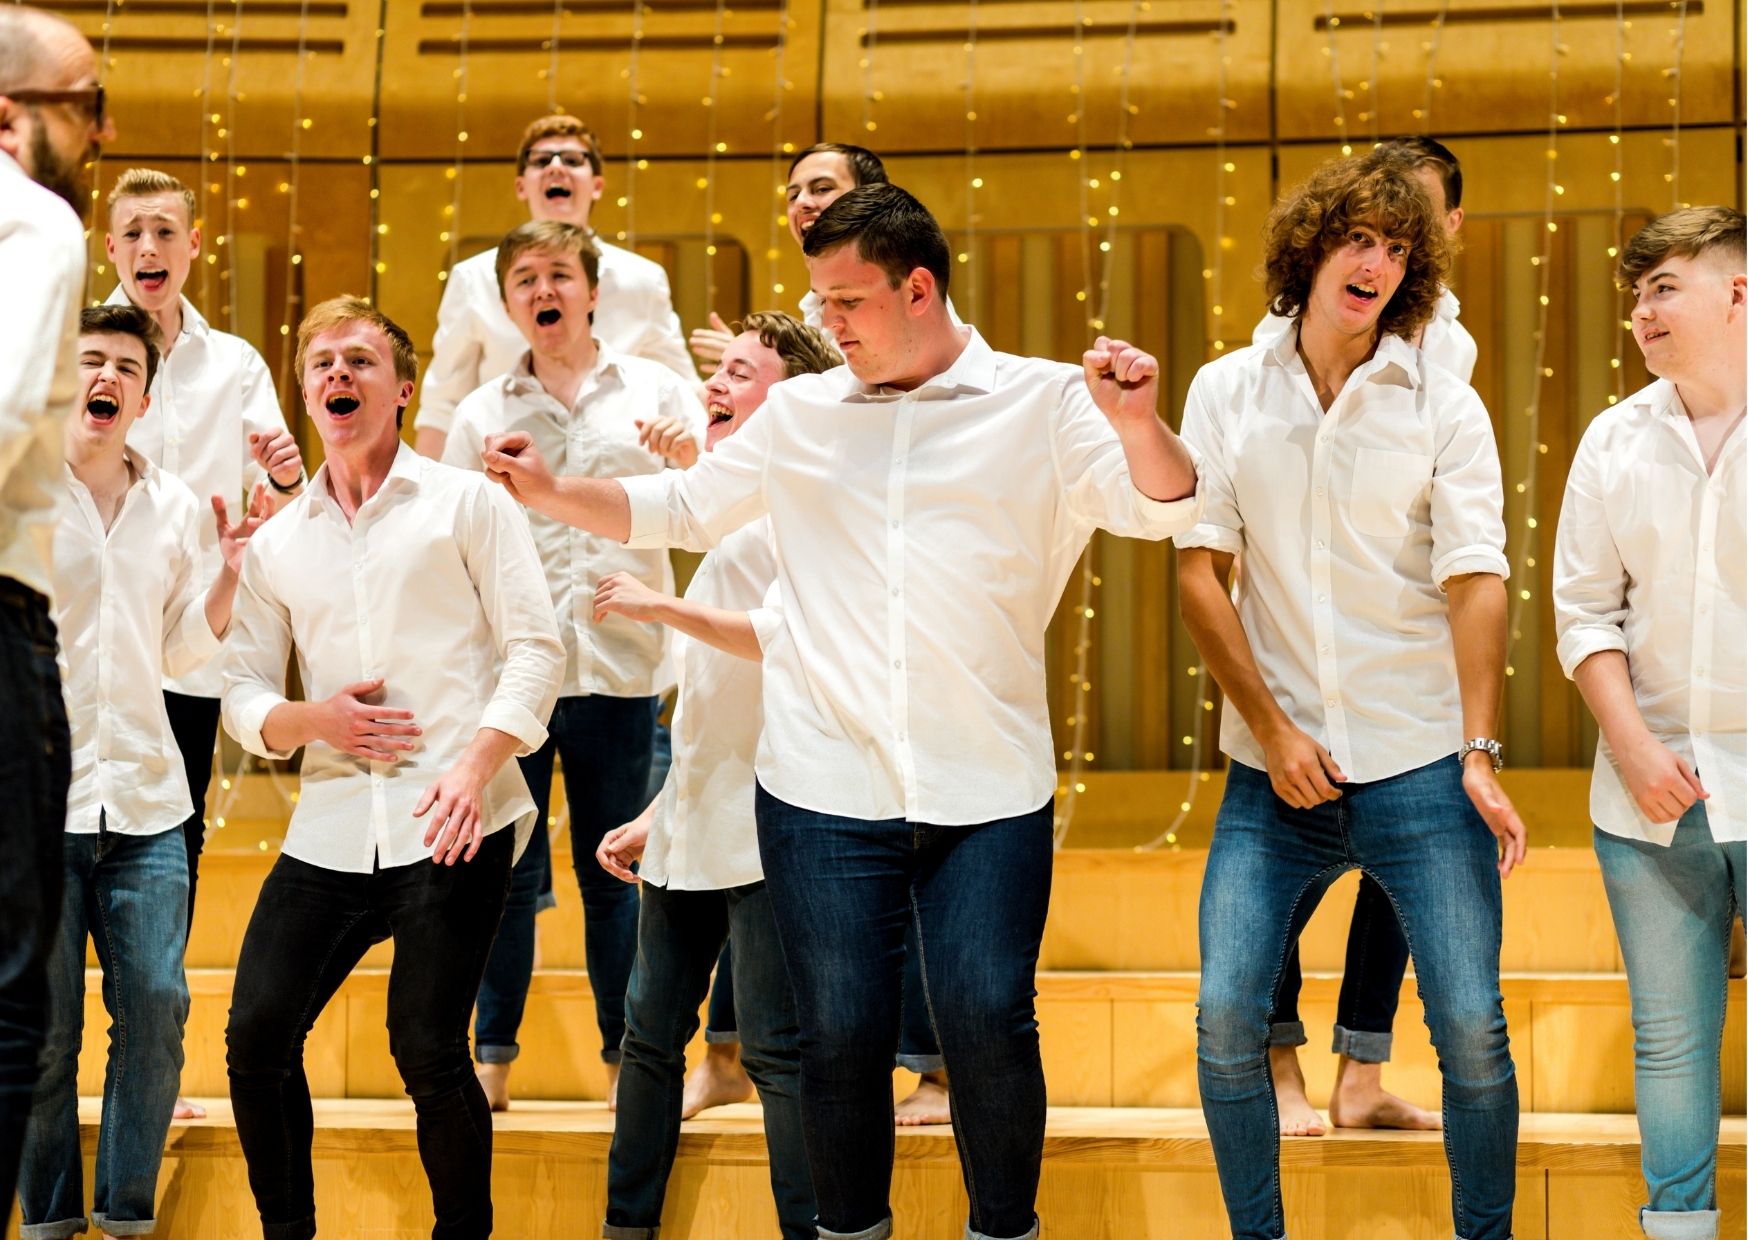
[268,469,305,495]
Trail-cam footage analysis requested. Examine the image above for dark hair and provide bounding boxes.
[496,219,601,295]
[786,143,888,189]
[1378,135,1462,211]
[1616,206,1746,290]
[802,183,951,298]
[1260,145,1451,342]
[79,303,162,388]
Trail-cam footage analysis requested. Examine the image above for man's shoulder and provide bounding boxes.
[1576,382,1664,454]
[145,463,205,524]
[197,322,273,375]
[766,366,847,410]
[596,240,670,288]
[0,176,84,274]
[453,247,500,278]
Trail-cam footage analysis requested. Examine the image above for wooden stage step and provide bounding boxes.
[7,1099,1742,1239]
[80,967,1745,1115]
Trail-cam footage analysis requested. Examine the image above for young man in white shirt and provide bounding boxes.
[18,304,263,1240]
[221,298,564,1240]
[482,182,1201,1240]
[414,114,693,461]
[102,167,305,1116]
[1251,135,1473,1139]
[1553,206,1746,1240]
[0,6,112,1214]
[1175,146,1526,1240]
[586,310,840,1240]
[442,220,703,1111]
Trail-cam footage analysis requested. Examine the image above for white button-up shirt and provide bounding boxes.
[415,241,694,437]
[444,347,704,699]
[1255,286,1478,384]
[222,444,564,873]
[1174,326,1509,784]
[641,517,778,891]
[1553,379,1745,846]
[0,151,85,600]
[56,450,223,835]
[108,289,294,698]
[622,327,1203,824]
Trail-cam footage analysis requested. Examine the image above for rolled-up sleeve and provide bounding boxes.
[222,548,297,760]
[629,267,697,383]
[623,399,772,552]
[1053,372,1202,540]
[1552,432,1629,679]
[465,481,564,754]
[1428,386,1511,587]
[1171,373,1244,556]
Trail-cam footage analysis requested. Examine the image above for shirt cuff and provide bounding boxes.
[620,473,673,550]
[1172,521,1244,556]
[1129,483,1206,539]
[479,699,550,757]
[1556,626,1630,681]
[229,688,296,761]
[166,598,226,678]
[1431,545,1511,589]
[749,606,784,657]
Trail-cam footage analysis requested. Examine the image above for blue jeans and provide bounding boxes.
[755,784,1050,1240]
[1268,872,1409,1063]
[1595,805,1745,1240]
[1197,758,1518,1240]
[605,879,813,1239]
[20,826,190,1239]
[474,694,655,1064]
[0,582,71,1218]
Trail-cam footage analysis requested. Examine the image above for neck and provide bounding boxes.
[881,315,966,393]
[323,430,401,515]
[1671,357,1747,420]
[1296,306,1380,402]
[149,298,185,355]
[67,437,130,495]
[530,335,598,405]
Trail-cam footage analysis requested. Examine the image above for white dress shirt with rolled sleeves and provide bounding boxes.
[1254,286,1478,385]
[416,241,694,437]
[107,289,295,698]
[639,518,778,892]
[222,444,565,873]
[443,347,705,699]
[1173,326,1510,784]
[0,151,86,600]
[620,327,1203,825]
[56,450,223,835]
[1553,379,1745,846]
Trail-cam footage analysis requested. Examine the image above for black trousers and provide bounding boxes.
[163,689,221,938]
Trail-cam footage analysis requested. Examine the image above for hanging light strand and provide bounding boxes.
[1324,0,1353,154]
[859,0,880,136]
[1364,3,1384,144]
[272,0,312,395]
[700,0,728,305]
[958,0,979,324]
[1666,0,1688,205]
[1607,0,1626,406]
[545,0,564,111]
[196,0,220,310]
[219,0,244,333]
[83,0,119,298]
[622,0,646,247]
[1418,0,1449,128]
[442,0,471,280]
[1093,0,1141,331]
[764,0,793,300]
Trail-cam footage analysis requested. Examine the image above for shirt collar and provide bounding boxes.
[1633,377,1684,420]
[838,326,997,401]
[102,286,208,341]
[305,439,422,520]
[503,341,617,401]
[1263,318,1420,390]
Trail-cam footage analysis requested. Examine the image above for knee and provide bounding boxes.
[1196,986,1273,1068]
[927,974,1036,1055]
[387,1025,472,1096]
[134,978,191,1052]
[226,1000,292,1080]
[1427,1001,1513,1083]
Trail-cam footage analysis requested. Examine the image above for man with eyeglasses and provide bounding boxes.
[0,4,117,1218]
[413,114,694,461]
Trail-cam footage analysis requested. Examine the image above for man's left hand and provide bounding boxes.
[250,429,304,490]
[214,482,272,575]
[415,761,488,865]
[1461,751,1528,879]
[1082,335,1161,425]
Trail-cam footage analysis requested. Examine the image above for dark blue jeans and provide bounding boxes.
[1198,758,1518,1240]
[473,694,655,1065]
[227,831,513,1240]
[605,878,813,1240]
[0,582,71,1219]
[755,784,1052,1240]
[1268,872,1410,1063]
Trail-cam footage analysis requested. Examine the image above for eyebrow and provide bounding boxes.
[1641,269,1679,285]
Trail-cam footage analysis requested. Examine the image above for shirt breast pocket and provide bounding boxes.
[1350,447,1433,539]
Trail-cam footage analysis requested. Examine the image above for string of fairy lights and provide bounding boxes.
[1323,0,1353,156]
[957,1,979,324]
[1418,1,1450,130]
[700,0,729,308]
[1666,0,1687,206]
[439,0,472,283]
[621,0,647,247]
[764,0,794,301]
[1607,0,1627,407]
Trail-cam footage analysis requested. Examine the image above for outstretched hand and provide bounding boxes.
[689,311,734,373]
[1082,335,1162,425]
[214,482,273,575]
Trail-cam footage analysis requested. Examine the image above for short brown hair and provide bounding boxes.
[106,167,197,227]
[803,183,951,297]
[80,303,162,388]
[516,114,602,177]
[1260,146,1451,342]
[295,297,418,426]
[786,143,888,189]
[1616,206,1745,290]
[736,311,841,378]
[495,220,600,299]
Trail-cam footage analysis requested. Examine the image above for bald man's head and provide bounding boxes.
[0,7,106,211]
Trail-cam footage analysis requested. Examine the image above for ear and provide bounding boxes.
[586,174,605,203]
[1446,206,1465,236]
[512,170,534,208]
[105,230,117,260]
[398,378,415,409]
[0,96,28,164]
[137,392,151,419]
[906,266,937,317]
[188,225,202,261]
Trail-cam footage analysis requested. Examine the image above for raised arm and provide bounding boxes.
[593,570,764,662]
[483,430,633,539]
[1080,336,1198,504]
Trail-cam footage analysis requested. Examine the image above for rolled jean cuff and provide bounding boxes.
[703,1028,741,1045]
[601,1046,624,1066]
[967,1217,1040,1240]
[90,1217,157,1237]
[1267,1020,1307,1048]
[1330,1024,1392,1064]
[602,1224,657,1240]
[1641,1207,1720,1240]
[896,1052,945,1074]
[818,1218,892,1240]
[535,890,559,914]
[475,1041,520,1065]
[18,1219,89,1240]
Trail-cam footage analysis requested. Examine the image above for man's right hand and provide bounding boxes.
[1616,731,1707,823]
[1259,720,1346,809]
[689,311,733,373]
[482,431,556,508]
[597,818,649,883]
[310,678,421,763]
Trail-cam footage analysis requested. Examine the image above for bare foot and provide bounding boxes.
[1327,1056,1441,1131]
[172,1096,206,1121]
[682,1043,754,1118]
[475,1062,512,1113]
[894,1069,951,1126]
[605,1061,621,1112]
[1268,1045,1326,1137]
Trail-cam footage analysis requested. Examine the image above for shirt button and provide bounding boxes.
[1317,594,1327,603]
[1320,645,1331,654]
[1696,666,1707,676]
[1326,699,1337,708]
[890,519,900,530]
[897,731,908,742]
[891,586,901,597]
[1315,487,1325,498]
[893,659,903,670]
[1315,540,1326,550]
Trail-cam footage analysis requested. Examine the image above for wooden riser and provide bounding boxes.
[176,848,1630,975]
[7,1102,1744,1240]
[74,968,1746,1115]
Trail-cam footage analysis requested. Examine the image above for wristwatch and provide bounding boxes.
[1457,738,1505,772]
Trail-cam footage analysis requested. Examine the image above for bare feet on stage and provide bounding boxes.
[173,1096,207,1120]
[476,1062,512,1113]
[1268,1045,1326,1137]
[606,1061,621,1112]
[682,1042,755,1118]
[1328,1056,1441,1131]
[894,1069,951,1126]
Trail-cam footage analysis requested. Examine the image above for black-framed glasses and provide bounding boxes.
[8,84,105,131]
[523,148,594,172]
